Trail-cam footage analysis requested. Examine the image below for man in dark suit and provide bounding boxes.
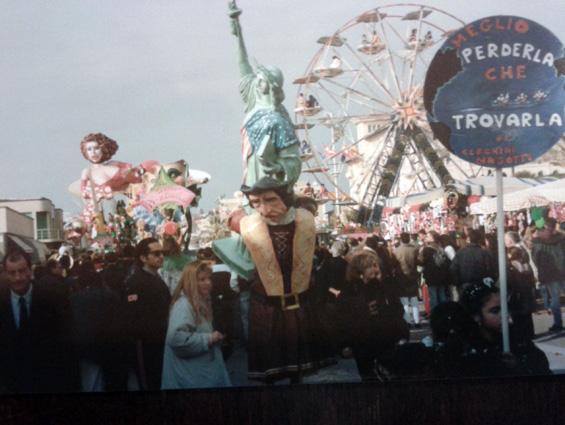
[124,238,171,391]
[0,250,77,394]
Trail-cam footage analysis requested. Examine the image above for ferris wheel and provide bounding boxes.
[293,3,481,223]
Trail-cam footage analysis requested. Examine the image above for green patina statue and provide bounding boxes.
[228,1,301,192]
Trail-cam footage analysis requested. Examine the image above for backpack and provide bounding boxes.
[433,249,448,268]
[432,248,452,285]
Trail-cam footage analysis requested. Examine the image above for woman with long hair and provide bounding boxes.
[161,261,231,389]
[337,251,408,381]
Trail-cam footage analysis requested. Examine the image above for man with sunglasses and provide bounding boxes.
[124,237,171,390]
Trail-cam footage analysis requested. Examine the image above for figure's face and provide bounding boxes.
[5,257,32,295]
[479,293,501,331]
[196,269,212,297]
[248,191,288,223]
[141,242,164,271]
[257,72,269,94]
[362,262,381,283]
[504,234,515,248]
[163,160,187,186]
[85,141,103,163]
[50,262,64,277]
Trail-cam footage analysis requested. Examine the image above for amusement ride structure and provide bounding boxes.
[293,4,485,225]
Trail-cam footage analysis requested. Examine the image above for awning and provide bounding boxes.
[8,235,33,254]
[2,233,49,264]
[451,176,556,196]
[383,177,556,208]
[384,188,444,208]
[470,178,565,215]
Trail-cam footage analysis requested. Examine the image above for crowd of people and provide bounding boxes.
[311,217,562,380]
[0,211,562,393]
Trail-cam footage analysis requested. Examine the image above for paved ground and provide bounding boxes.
[225,306,565,386]
[532,308,565,373]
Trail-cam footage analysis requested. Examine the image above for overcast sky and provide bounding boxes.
[0,0,563,217]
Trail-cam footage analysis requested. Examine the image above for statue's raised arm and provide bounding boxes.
[228,1,253,80]
[227,1,301,191]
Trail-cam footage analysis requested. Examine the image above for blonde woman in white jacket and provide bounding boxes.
[161,261,231,389]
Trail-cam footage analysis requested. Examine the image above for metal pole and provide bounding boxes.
[496,168,510,353]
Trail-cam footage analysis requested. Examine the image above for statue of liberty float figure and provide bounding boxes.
[228,1,301,191]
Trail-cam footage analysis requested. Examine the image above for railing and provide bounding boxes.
[37,228,62,241]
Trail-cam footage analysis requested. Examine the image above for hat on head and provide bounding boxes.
[240,176,289,195]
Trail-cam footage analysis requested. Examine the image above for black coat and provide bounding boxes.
[337,278,408,354]
[124,268,171,390]
[313,256,348,304]
[420,246,451,287]
[450,243,496,287]
[0,283,78,394]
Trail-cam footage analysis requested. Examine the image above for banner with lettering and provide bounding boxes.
[424,16,565,168]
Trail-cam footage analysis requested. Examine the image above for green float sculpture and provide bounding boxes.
[228,1,301,192]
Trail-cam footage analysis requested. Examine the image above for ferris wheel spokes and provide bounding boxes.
[315,82,361,120]
[377,14,404,99]
[342,41,398,102]
[321,78,395,111]
[405,7,428,98]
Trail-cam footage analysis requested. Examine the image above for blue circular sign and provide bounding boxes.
[424,16,565,168]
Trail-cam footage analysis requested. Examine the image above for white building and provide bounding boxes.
[0,198,64,247]
[0,206,50,263]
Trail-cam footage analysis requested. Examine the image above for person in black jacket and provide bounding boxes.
[0,250,78,394]
[531,217,565,332]
[337,251,408,381]
[450,229,496,296]
[507,246,536,341]
[70,259,123,391]
[418,231,451,310]
[124,238,171,390]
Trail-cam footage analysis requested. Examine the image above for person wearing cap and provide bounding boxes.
[213,177,330,383]
[228,1,301,193]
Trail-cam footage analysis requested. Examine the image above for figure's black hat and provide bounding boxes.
[240,176,289,195]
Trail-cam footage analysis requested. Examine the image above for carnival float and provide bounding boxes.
[68,133,211,253]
